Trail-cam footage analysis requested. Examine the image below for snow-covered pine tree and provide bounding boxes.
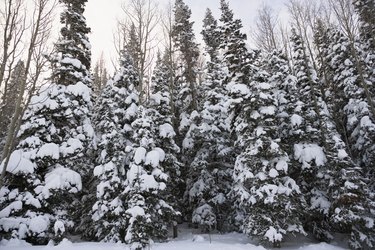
[323,106,375,250]
[0,60,25,151]
[91,51,140,242]
[329,28,375,178]
[322,28,375,249]
[354,0,375,105]
[231,51,305,247]
[123,105,178,249]
[353,0,375,51]
[289,28,375,248]
[217,0,255,230]
[185,8,234,233]
[148,52,183,224]
[288,28,334,242]
[201,8,220,62]
[219,0,254,85]
[171,0,201,221]
[127,24,141,72]
[0,0,94,243]
[126,23,142,93]
[172,0,200,116]
[351,0,375,176]
[267,49,298,153]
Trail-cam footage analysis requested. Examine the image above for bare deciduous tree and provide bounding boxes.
[287,0,329,70]
[115,0,161,99]
[92,52,109,95]
[0,0,26,107]
[279,24,294,73]
[328,0,359,41]
[1,0,56,186]
[251,4,280,53]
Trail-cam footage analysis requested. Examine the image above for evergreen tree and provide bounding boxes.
[353,0,375,51]
[91,52,139,242]
[323,28,375,249]
[50,0,92,88]
[218,0,255,230]
[185,9,234,232]
[0,61,25,151]
[329,29,375,182]
[171,0,201,222]
[126,24,141,85]
[123,106,177,249]
[231,52,305,247]
[149,52,183,223]
[172,0,200,120]
[219,0,254,85]
[289,29,334,242]
[290,28,375,249]
[352,0,375,174]
[0,0,94,243]
[202,8,220,61]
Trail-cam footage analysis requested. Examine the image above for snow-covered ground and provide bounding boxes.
[0,225,348,250]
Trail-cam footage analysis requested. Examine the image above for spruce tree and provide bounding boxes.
[0,0,94,243]
[219,0,254,85]
[351,0,375,174]
[218,0,254,230]
[123,106,177,249]
[289,29,334,242]
[231,51,305,247]
[126,23,142,92]
[91,51,139,242]
[171,0,201,221]
[201,8,220,61]
[149,52,183,224]
[323,28,375,249]
[185,9,234,232]
[0,61,25,151]
[353,0,375,51]
[290,27,375,249]
[172,0,200,115]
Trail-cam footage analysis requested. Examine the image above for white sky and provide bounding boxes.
[85,0,290,72]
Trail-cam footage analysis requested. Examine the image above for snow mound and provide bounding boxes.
[66,81,91,102]
[192,235,205,242]
[229,83,251,96]
[0,201,22,218]
[54,220,65,234]
[56,238,73,248]
[337,149,348,159]
[126,206,145,218]
[0,238,31,247]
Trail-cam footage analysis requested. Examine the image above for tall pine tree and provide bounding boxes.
[0,0,94,243]
[91,51,139,242]
[185,8,234,233]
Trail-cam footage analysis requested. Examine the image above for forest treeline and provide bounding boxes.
[0,0,374,250]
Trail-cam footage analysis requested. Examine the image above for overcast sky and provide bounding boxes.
[85,0,290,71]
